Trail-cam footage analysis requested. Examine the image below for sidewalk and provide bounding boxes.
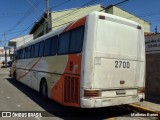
[128,101,160,117]
[0,63,10,76]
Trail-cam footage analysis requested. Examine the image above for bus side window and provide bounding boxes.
[69,26,84,54]
[16,50,19,59]
[39,41,44,57]
[27,46,31,58]
[18,50,21,59]
[25,47,28,59]
[50,36,58,56]
[44,38,51,56]
[34,43,40,58]
[22,49,25,59]
[30,45,34,58]
[58,31,70,55]
[15,50,19,60]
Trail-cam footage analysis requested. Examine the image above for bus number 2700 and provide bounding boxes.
[115,61,130,68]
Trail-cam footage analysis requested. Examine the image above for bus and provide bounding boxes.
[11,11,145,108]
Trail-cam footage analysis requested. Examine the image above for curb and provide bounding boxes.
[127,103,160,118]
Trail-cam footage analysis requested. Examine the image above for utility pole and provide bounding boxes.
[155,26,158,34]
[4,33,7,67]
[46,0,50,33]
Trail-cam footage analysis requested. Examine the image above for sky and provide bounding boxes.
[0,0,160,47]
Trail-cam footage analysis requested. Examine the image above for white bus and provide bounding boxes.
[11,11,145,108]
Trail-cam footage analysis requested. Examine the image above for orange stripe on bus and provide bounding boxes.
[63,16,86,32]
[17,58,41,80]
[51,17,86,107]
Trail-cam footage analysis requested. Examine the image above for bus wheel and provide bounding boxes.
[40,79,48,100]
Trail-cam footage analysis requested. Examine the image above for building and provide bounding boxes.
[8,34,33,48]
[145,33,160,101]
[8,34,33,61]
[105,5,150,32]
[29,4,150,39]
[0,47,11,62]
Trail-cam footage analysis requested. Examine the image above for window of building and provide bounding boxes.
[58,31,70,55]
[44,38,51,56]
[50,36,58,56]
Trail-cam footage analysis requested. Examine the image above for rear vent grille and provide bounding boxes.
[64,75,80,104]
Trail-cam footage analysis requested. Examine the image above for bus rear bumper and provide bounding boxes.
[80,94,144,108]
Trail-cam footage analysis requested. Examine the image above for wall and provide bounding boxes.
[0,47,11,62]
[51,4,103,30]
[31,5,151,39]
[145,34,160,100]
[32,24,45,39]
[106,6,150,32]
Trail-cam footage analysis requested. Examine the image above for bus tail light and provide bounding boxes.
[84,90,101,98]
[138,87,145,93]
[99,15,105,20]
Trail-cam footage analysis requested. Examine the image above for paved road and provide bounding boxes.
[0,66,158,120]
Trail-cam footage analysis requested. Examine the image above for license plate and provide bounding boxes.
[116,90,126,95]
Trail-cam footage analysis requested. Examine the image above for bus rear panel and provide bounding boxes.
[81,12,145,108]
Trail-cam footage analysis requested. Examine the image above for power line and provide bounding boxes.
[52,0,130,24]
[26,0,48,22]
[10,0,105,36]
[100,0,131,12]
[52,0,104,23]
[114,0,129,6]
[0,12,25,18]
[7,0,42,32]
[9,0,132,40]
[50,0,73,9]
[9,22,35,40]
[0,41,4,46]
[127,12,160,19]
[7,0,75,39]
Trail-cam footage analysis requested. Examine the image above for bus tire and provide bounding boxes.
[40,79,48,100]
